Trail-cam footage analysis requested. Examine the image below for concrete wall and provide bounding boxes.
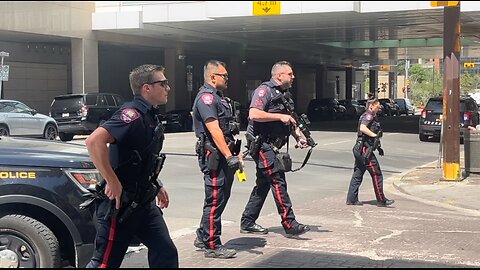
[98,45,165,102]
[0,2,94,39]
[4,62,68,114]
[0,40,71,114]
[295,67,316,114]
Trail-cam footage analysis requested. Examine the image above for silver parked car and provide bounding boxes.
[0,100,58,140]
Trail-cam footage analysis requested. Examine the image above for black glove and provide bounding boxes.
[226,156,240,170]
[377,147,384,156]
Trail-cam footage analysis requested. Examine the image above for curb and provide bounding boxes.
[386,161,480,217]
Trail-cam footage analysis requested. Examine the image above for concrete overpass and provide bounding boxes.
[0,1,479,113]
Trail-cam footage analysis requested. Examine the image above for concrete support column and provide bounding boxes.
[388,47,397,99]
[315,65,327,99]
[164,48,187,111]
[227,56,245,104]
[369,69,377,97]
[295,67,315,113]
[346,66,353,100]
[71,38,98,93]
[389,72,396,99]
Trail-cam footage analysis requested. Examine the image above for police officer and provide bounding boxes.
[346,98,395,207]
[240,61,310,237]
[85,64,178,268]
[192,60,241,259]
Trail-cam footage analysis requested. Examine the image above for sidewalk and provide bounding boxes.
[392,159,480,214]
[122,159,480,268]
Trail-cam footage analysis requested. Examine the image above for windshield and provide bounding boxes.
[51,96,84,110]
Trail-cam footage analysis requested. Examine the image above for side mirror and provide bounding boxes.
[30,109,37,115]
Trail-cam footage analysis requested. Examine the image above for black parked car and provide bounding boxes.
[307,98,346,121]
[419,96,480,141]
[378,98,399,116]
[394,98,416,115]
[50,93,124,141]
[338,99,366,119]
[160,109,193,132]
[0,137,98,267]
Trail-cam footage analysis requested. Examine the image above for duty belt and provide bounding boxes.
[263,136,285,149]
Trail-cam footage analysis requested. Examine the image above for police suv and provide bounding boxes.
[0,136,99,267]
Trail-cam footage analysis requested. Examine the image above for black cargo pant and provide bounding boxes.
[197,150,235,250]
[87,199,178,268]
[241,143,298,231]
[347,141,387,203]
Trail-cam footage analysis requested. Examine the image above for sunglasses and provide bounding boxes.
[146,80,169,87]
[213,73,228,80]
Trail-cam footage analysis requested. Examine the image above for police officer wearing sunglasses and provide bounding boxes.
[192,60,242,259]
[85,64,178,268]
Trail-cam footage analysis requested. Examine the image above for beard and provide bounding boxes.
[218,83,228,91]
[282,80,293,90]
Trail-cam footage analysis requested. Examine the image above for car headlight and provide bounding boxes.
[64,169,104,193]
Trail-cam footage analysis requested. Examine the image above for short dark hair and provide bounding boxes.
[271,61,292,76]
[129,64,165,95]
[203,60,226,81]
[366,98,379,108]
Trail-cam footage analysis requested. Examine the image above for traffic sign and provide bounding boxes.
[464,62,476,68]
[430,1,459,7]
[0,65,9,81]
[253,1,281,16]
[379,65,391,71]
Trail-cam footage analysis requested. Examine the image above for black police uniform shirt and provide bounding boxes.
[192,83,235,142]
[357,110,377,145]
[101,95,163,191]
[247,79,292,142]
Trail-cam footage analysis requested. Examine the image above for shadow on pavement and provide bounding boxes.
[252,250,463,268]
[225,237,267,254]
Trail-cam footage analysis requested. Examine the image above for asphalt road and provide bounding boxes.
[71,114,445,266]
[155,126,439,239]
[71,115,436,240]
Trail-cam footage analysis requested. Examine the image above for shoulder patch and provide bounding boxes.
[120,108,140,123]
[365,113,373,121]
[255,99,264,107]
[258,87,267,97]
[201,93,214,105]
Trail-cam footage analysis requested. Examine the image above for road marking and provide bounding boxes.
[322,140,352,146]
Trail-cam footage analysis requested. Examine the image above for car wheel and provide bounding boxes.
[43,124,58,140]
[419,134,429,142]
[0,125,9,137]
[59,133,74,142]
[0,214,61,268]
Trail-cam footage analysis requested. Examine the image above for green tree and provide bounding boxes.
[409,64,430,84]
[397,60,406,76]
[408,64,442,106]
[408,64,480,105]
[460,72,480,94]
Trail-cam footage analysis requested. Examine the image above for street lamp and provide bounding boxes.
[0,51,10,99]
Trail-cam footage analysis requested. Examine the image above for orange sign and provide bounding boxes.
[430,1,460,7]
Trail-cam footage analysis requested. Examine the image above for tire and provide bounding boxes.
[59,132,74,142]
[419,134,429,142]
[0,214,61,268]
[43,124,58,140]
[0,124,9,137]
